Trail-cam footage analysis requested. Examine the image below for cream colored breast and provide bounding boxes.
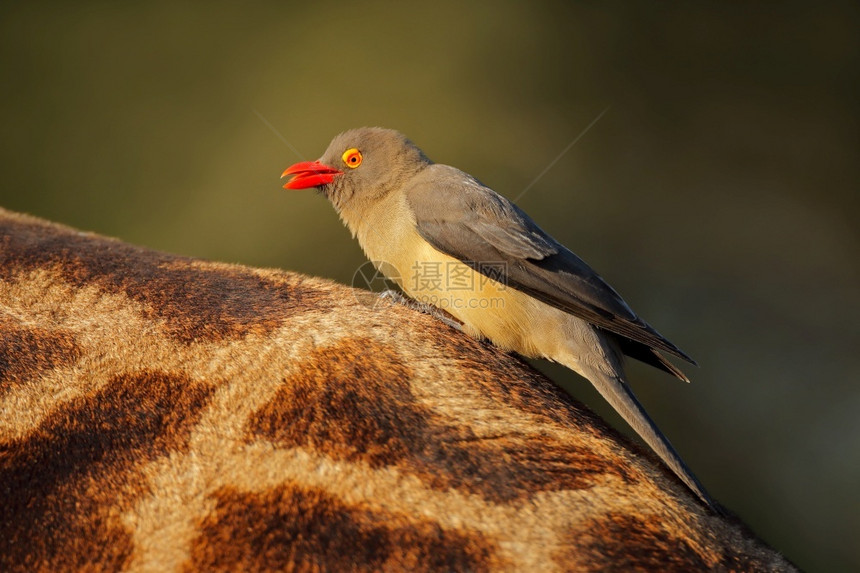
[339,191,551,356]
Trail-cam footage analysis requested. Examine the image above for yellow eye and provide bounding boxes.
[342,148,362,169]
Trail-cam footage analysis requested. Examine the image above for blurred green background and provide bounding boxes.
[1,1,857,570]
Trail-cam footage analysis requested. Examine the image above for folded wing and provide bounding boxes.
[405,165,695,375]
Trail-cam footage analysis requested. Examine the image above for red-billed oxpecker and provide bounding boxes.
[282,127,715,510]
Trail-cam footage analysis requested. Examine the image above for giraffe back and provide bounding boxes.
[0,208,794,571]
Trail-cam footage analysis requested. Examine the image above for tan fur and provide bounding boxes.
[0,207,795,571]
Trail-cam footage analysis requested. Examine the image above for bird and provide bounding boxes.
[281,127,715,510]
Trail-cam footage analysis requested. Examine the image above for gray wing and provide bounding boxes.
[405,165,695,366]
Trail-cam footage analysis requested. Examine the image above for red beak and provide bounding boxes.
[281,160,342,189]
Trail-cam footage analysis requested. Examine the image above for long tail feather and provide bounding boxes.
[587,369,716,510]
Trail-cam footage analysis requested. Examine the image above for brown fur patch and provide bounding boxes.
[562,513,710,572]
[0,312,81,393]
[247,337,420,464]
[248,337,630,502]
[0,216,334,344]
[184,483,502,572]
[422,323,618,435]
[0,370,214,571]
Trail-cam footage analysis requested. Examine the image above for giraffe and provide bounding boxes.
[0,207,795,571]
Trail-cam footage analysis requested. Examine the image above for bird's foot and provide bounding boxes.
[378,290,464,332]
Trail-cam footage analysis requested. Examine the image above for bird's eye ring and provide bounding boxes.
[342,148,362,169]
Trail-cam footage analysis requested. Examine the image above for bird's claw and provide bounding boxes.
[378,290,464,332]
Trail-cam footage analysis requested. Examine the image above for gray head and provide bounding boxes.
[282,127,432,211]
